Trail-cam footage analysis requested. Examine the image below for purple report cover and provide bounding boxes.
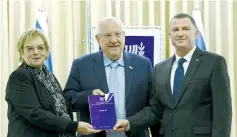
[88,93,117,130]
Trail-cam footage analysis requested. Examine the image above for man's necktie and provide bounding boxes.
[173,58,186,104]
[107,62,126,137]
[109,62,120,117]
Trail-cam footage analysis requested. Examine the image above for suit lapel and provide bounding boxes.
[165,56,176,107]
[124,52,134,103]
[21,64,59,114]
[92,51,109,94]
[174,48,203,107]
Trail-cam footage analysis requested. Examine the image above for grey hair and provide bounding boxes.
[96,17,125,34]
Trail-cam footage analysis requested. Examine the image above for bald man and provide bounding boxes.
[64,17,155,137]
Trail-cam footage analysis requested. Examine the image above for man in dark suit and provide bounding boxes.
[64,17,154,137]
[114,13,232,137]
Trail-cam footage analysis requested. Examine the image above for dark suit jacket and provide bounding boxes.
[5,64,78,137]
[127,47,232,137]
[64,51,153,137]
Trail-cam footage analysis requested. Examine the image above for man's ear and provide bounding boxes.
[194,30,199,38]
[95,35,100,44]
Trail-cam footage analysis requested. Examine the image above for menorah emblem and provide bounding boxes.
[124,42,145,56]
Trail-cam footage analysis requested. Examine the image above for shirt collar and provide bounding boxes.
[175,46,196,63]
[103,53,124,67]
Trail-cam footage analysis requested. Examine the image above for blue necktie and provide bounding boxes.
[107,62,127,137]
[173,58,186,104]
[109,62,120,117]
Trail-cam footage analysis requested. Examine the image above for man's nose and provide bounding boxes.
[109,35,118,43]
[177,30,184,36]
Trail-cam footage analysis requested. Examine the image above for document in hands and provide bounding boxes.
[88,93,117,130]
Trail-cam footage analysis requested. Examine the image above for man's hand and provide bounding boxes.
[77,122,101,135]
[92,89,105,96]
[113,119,129,132]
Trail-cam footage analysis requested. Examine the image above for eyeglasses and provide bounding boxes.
[24,44,46,53]
[98,32,125,39]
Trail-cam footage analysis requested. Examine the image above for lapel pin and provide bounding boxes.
[129,66,133,69]
[196,59,199,61]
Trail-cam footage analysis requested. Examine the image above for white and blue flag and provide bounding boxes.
[36,9,53,72]
[192,9,206,51]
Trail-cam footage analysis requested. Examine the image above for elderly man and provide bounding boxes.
[64,17,155,137]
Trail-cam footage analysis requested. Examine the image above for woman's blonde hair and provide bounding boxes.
[17,28,50,62]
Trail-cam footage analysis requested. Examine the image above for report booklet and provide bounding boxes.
[88,93,117,130]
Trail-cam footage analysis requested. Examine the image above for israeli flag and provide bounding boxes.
[192,9,206,51]
[36,9,53,72]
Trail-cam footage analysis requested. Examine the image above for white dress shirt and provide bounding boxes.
[170,46,196,94]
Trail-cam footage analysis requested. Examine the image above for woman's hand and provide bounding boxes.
[77,122,101,135]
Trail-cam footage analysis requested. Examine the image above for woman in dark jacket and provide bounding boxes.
[5,28,100,137]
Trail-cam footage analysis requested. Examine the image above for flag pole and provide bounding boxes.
[86,0,92,54]
[194,0,200,10]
